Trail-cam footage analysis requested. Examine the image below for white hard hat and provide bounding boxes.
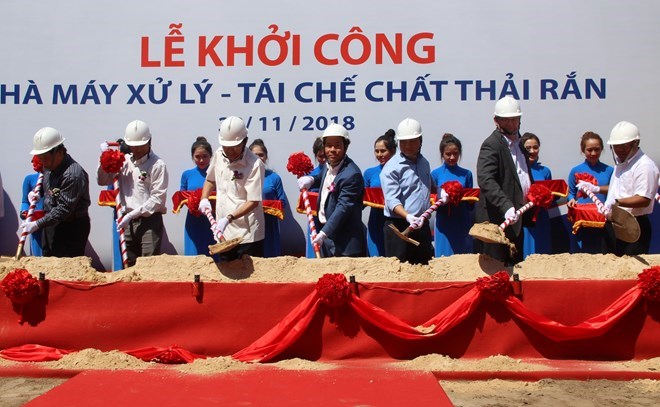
[30,127,65,155]
[219,116,248,147]
[494,96,522,118]
[396,118,423,141]
[322,123,349,140]
[124,120,152,146]
[608,121,640,145]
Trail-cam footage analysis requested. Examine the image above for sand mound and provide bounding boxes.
[1,253,658,283]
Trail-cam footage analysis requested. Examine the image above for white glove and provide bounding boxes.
[439,188,449,203]
[20,221,39,235]
[504,207,519,224]
[28,190,39,203]
[117,209,139,231]
[600,197,615,218]
[312,230,327,246]
[198,198,212,214]
[297,176,314,191]
[215,216,230,235]
[577,181,600,194]
[100,141,110,152]
[406,214,423,229]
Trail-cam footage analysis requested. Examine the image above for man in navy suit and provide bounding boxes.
[475,96,532,264]
[298,123,365,257]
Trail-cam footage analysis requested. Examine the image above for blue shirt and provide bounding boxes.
[567,160,613,203]
[530,161,552,181]
[363,165,383,188]
[380,152,432,218]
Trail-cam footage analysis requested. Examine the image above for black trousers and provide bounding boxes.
[42,216,90,258]
[604,214,652,256]
[383,217,434,265]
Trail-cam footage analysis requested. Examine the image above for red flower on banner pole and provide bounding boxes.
[316,273,352,308]
[1,269,40,305]
[575,172,598,199]
[476,271,512,301]
[186,189,203,217]
[286,152,314,178]
[638,266,660,302]
[441,180,464,207]
[31,155,43,173]
[100,149,126,173]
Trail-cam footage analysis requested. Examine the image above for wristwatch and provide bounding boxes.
[226,214,235,223]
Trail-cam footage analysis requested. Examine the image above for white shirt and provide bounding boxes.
[503,135,531,203]
[318,159,344,223]
[207,148,265,242]
[97,151,168,217]
[607,148,659,216]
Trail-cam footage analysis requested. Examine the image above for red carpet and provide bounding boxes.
[24,368,453,406]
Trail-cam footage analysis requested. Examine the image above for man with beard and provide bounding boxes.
[475,96,532,264]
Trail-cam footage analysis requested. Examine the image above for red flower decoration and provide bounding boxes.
[100,149,125,173]
[528,184,554,209]
[31,155,43,173]
[1,269,40,305]
[575,172,598,199]
[316,273,352,308]
[476,271,512,301]
[286,152,314,178]
[638,266,660,302]
[441,180,464,207]
[186,189,203,217]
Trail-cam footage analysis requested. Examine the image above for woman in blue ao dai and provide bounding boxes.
[431,134,474,257]
[520,133,552,258]
[180,137,215,255]
[566,132,613,253]
[306,137,326,258]
[362,129,396,256]
[250,139,288,257]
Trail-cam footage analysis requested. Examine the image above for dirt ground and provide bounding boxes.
[1,253,659,405]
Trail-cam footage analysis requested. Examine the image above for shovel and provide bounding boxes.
[202,208,242,255]
[577,186,640,243]
[470,184,554,255]
[389,185,460,246]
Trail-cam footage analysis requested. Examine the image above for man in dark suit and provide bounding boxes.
[475,96,532,264]
[298,123,365,257]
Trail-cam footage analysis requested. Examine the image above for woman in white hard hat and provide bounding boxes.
[25,127,91,257]
[199,116,265,260]
[249,138,288,257]
[363,129,396,257]
[566,131,613,254]
[380,118,434,265]
[97,120,169,267]
[602,121,659,255]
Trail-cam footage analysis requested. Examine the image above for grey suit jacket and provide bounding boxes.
[475,129,532,237]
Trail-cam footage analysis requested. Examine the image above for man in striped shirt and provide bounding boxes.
[25,127,91,257]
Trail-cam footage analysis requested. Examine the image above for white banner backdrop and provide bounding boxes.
[1,1,658,268]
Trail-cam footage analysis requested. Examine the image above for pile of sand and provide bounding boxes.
[0,252,658,376]
[1,253,658,283]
